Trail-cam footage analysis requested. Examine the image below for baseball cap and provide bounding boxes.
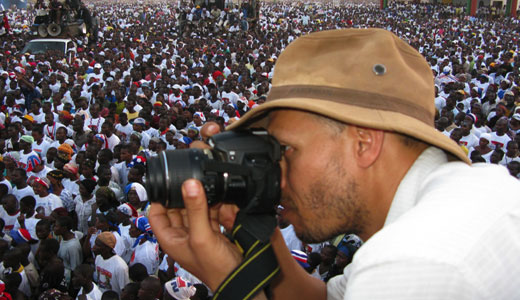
[228,29,470,163]
[94,63,102,69]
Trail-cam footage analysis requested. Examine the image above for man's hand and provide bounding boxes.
[149,121,242,291]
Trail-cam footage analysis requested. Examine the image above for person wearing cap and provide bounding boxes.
[31,125,52,160]
[88,63,104,83]
[149,28,520,300]
[128,216,159,275]
[32,176,63,217]
[93,231,130,296]
[18,135,38,171]
[132,118,151,148]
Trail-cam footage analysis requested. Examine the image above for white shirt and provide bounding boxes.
[280,224,302,252]
[77,283,103,300]
[129,240,160,275]
[12,186,35,201]
[115,123,133,143]
[327,147,520,300]
[94,254,129,296]
[74,195,96,234]
[35,193,63,216]
[489,132,512,150]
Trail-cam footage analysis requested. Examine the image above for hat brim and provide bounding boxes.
[227,98,470,164]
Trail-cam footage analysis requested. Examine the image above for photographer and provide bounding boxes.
[148,28,520,300]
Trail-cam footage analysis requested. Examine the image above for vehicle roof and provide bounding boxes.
[27,38,73,43]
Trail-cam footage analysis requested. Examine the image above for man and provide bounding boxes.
[54,216,83,284]
[489,117,512,149]
[11,168,36,201]
[149,29,520,299]
[18,135,39,171]
[101,121,120,151]
[0,195,20,234]
[87,103,105,133]
[93,231,130,296]
[72,264,103,300]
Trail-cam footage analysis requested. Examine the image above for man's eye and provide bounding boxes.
[281,145,292,156]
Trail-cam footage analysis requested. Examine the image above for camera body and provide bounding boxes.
[146,130,282,214]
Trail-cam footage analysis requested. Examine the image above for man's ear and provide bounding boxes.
[349,126,385,168]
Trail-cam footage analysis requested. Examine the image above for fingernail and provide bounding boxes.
[184,179,200,197]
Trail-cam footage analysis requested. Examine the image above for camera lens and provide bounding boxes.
[146,149,208,208]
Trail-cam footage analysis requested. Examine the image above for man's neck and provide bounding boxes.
[16,182,27,189]
[101,252,115,260]
[62,231,74,241]
[82,281,94,294]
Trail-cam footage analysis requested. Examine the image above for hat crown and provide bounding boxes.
[270,28,436,126]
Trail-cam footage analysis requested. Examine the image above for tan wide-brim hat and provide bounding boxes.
[228,28,470,163]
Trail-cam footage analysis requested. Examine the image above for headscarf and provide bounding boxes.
[63,162,79,179]
[25,155,41,172]
[117,203,138,218]
[58,143,74,160]
[4,152,20,167]
[20,135,34,144]
[34,177,50,189]
[47,170,64,180]
[125,182,148,202]
[94,134,108,149]
[132,216,156,247]
[127,156,146,168]
[164,277,196,300]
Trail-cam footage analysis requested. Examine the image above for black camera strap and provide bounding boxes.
[212,212,279,300]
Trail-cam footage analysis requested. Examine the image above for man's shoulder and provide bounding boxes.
[349,162,520,296]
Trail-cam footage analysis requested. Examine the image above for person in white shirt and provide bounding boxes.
[489,117,512,149]
[87,103,105,133]
[11,168,36,201]
[101,121,120,151]
[31,125,52,159]
[72,264,103,300]
[32,177,63,216]
[149,29,520,300]
[115,113,133,143]
[93,232,130,296]
[13,196,39,239]
[0,195,20,234]
[128,216,159,275]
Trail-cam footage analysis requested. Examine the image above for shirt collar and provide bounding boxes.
[384,147,448,227]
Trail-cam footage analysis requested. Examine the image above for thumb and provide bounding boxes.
[182,179,213,239]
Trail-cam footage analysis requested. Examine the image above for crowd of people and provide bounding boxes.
[0,0,518,299]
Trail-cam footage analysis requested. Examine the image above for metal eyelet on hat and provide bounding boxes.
[373,64,387,76]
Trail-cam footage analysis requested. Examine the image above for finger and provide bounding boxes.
[167,208,184,228]
[200,121,221,140]
[209,204,221,232]
[149,203,189,242]
[181,179,213,240]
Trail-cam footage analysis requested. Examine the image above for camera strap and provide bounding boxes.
[212,212,279,300]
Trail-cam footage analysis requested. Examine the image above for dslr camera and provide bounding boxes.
[146,130,282,214]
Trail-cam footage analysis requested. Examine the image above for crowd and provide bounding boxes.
[0,0,519,299]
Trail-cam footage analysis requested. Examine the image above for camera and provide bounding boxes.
[146,130,283,213]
